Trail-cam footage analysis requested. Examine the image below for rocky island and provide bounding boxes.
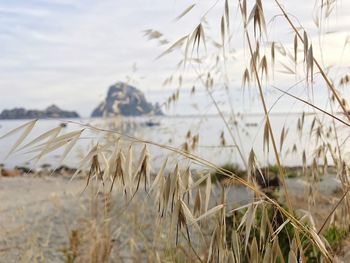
[0,105,80,119]
[91,82,163,117]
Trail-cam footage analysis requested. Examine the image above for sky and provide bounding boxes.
[0,0,349,117]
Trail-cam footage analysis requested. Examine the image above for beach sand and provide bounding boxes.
[0,175,88,262]
[0,171,348,262]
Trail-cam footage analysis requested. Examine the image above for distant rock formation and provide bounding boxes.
[91,82,163,117]
[0,105,80,119]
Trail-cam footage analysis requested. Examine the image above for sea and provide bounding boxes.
[0,113,348,171]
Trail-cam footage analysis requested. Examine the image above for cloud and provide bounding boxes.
[0,0,349,117]
[0,6,51,17]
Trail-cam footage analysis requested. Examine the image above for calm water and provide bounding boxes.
[0,113,348,170]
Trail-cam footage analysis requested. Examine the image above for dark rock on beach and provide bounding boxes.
[15,166,34,174]
[55,165,77,175]
[254,169,280,190]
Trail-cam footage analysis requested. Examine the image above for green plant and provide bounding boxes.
[212,163,245,182]
[324,225,348,252]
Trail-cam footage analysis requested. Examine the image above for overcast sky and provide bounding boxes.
[0,0,349,117]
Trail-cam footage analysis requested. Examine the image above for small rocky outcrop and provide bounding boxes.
[91,82,163,117]
[0,105,80,119]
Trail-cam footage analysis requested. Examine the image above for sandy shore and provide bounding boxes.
[0,176,88,262]
[0,171,347,262]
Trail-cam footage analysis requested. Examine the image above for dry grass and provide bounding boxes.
[2,0,350,262]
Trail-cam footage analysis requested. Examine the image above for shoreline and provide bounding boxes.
[0,163,337,177]
[0,111,347,121]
